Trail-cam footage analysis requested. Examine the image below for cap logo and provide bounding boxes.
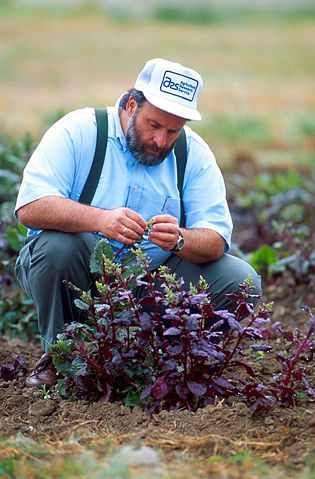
[160,70,198,103]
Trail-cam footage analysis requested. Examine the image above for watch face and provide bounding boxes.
[177,236,185,251]
[172,231,184,252]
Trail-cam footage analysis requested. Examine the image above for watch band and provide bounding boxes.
[170,230,185,252]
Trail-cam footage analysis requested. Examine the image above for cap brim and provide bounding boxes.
[143,92,202,121]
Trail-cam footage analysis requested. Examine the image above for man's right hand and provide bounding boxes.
[17,197,147,246]
[99,207,147,245]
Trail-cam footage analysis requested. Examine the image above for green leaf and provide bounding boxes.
[90,238,114,274]
[70,356,87,377]
[124,388,140,407]
[53,356,72,376]
[51,339,72,355]
[5,223,27,251]
[74,299,90,311]
[249,245,277,277]
[56,378,70,399]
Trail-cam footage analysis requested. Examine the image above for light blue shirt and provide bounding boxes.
[15,101,233,270]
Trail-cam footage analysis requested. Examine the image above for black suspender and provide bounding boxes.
[174,128,187,228]
[79,108,187,227]
[78,109,108,205]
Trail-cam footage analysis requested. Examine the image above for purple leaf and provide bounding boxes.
[139,312,155,332]
[123,349,137,359]
[244,327,263,340]
[250,397,273,415]
[113,317,131,326]
[167,343,183,356]
[209,319,225,332]
[253,318,270,327]
[213,377,232,390]
[186,318,199,331]
[187,381,207,396]
[164,327,181,336]
[191,348,209,358]
[175,383,189,399]
[250,344,273,352]
[214,310,235,321]
[163,360,177,371]
[151,376,169,399]
[189,293,209,304]
[230,360,256,377]
[95,332,107,341]
[112,352,122,366]
[0,355,27,381]
[227,317,243,332]
[140,384,153,400]
[236,302,254,319]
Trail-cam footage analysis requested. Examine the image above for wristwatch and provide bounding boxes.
[170,230,185,252]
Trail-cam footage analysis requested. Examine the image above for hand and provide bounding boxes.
[149,214,180,251]
[99,208,147,245]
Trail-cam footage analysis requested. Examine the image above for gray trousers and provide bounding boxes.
[15,231,262,352]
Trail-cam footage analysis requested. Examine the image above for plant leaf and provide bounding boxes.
[90,238,114,274]
[187,381,207,396]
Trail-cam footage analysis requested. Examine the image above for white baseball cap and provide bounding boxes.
[134,58,203,121]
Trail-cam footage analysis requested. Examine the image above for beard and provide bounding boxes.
[126,113,176,166]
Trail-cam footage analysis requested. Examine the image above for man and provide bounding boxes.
[15,58,261,387]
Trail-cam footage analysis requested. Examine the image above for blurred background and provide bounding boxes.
[1,0,315,170]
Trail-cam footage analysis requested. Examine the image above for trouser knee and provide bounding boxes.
[163,253,262,334]
[14,231,98,350]
[33,231,95,278]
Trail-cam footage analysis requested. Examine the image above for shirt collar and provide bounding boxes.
[112,94,128,151]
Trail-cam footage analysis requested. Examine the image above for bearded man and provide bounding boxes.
[14,58,261,387]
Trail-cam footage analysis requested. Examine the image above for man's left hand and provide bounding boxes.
[149,214,179,251]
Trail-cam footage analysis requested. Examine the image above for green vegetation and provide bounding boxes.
[0,433,314,479]
[153,4,315,25]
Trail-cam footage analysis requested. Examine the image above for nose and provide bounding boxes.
[153,129,167,149]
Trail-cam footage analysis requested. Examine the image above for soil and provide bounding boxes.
[0,273,314,477]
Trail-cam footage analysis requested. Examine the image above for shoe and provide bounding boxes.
[26,353,58,388]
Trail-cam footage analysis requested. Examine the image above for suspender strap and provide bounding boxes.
[174,128,187,228]
[79,108,108,205]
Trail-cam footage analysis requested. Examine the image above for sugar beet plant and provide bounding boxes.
[50,239,315,414]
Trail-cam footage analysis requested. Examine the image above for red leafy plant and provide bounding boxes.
[0,355,27,381]
[50,239,315,414]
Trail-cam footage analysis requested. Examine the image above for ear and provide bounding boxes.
[125,96,138,117]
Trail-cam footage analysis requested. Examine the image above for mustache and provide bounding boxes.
[143,143,166,154]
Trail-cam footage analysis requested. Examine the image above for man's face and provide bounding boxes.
[126,101,186,166]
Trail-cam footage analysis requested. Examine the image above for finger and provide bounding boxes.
[125,209,147,230]
[117,232,137,246]
[117,226,141,242]
[151,214,178,225]
[121,221,146,240]
[151,222,178,235]
[150,236,176,251]
[150,230,177,243]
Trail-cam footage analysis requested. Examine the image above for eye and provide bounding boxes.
[149,121,159,129]
[168,129,178,136]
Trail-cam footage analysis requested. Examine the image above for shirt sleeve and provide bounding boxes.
[183,128,233,250]
[15,117,81,216]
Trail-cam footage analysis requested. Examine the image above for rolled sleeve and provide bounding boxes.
[15,121,77,216]
[183,130,233,250]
